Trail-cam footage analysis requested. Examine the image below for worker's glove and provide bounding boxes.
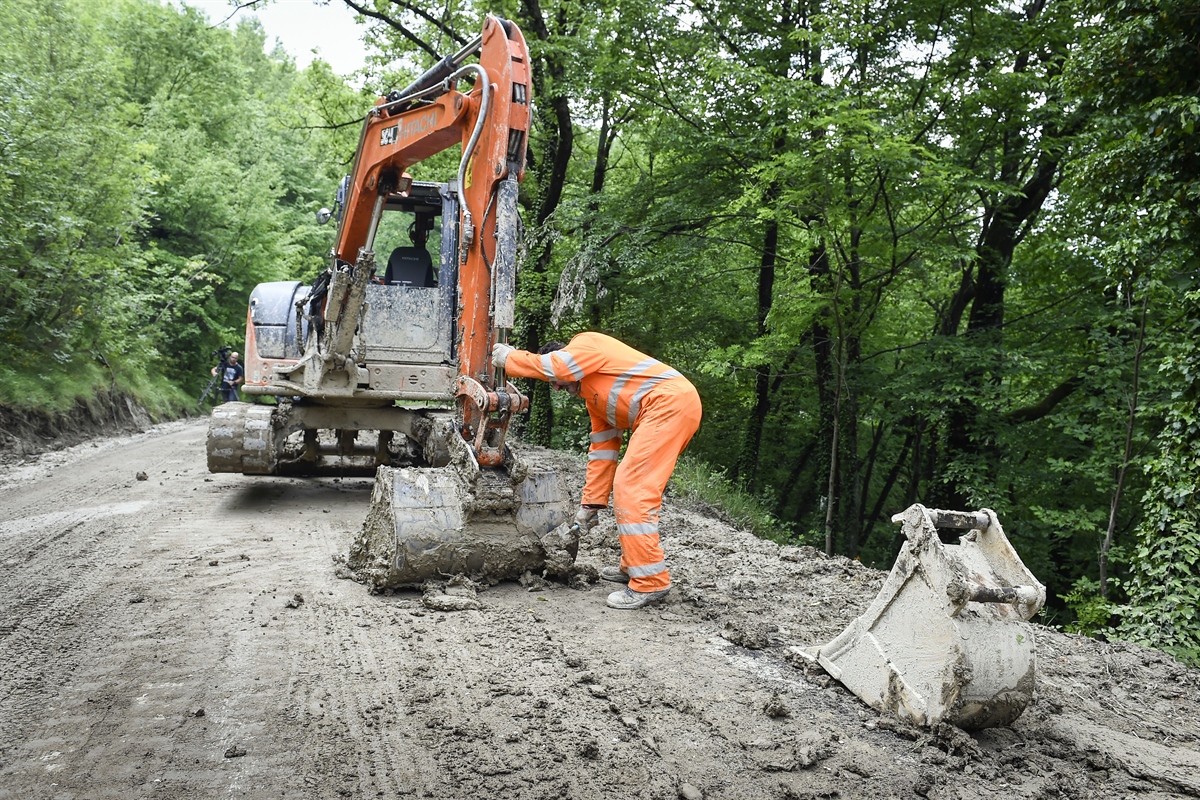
[492,342,515,369]
[574,506,600,532]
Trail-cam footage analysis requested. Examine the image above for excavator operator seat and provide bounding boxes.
[384,246,435,287]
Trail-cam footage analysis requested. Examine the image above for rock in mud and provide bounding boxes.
[763,692,791,718]
[794,731,829,769]
[421,579,483,612]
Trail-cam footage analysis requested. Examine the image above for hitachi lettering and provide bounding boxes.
[379,110,440,148]
[400,109,439,142]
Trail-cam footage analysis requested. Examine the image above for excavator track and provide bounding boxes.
[207,402,278,475]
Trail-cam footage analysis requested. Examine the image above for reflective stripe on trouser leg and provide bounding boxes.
[613,382,703,593]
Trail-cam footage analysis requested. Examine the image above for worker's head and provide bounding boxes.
[229,352,240,363]
[538,341,580,395]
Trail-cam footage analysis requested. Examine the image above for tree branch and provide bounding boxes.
[1003,375,1085,423]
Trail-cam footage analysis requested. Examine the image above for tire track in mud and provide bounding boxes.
[288,596,441,798]
[274,486,904,800]
[480,588,851,800]
[289,570,865,800]
[205,473,436,800]
[0,422,234,788]
[0,507,170,761]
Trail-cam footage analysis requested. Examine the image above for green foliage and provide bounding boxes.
[1060,576,1119,637]
[0,0,150,401]
[668,456,798,545]
[1058,0,1200,663]
[1116,290,1200,665]
[0,0,357,412]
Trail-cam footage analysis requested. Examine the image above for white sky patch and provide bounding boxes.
[174,0,368,76]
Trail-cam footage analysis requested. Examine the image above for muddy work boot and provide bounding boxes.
[599,565,629,583]
[606,585,671,610]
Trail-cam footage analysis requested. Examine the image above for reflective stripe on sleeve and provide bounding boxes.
[556,351,585,380]
[590,429,621,443]
[626,561,667,578]
[538,353,557,381]
[617,521,659,536]
[588,450,619,461]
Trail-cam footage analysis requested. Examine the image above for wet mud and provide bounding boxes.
[1,420,1198,799]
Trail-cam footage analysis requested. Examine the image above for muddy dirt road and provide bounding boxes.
[2,419,1199,799]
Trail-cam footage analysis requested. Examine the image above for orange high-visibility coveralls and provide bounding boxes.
[505,332,702,592]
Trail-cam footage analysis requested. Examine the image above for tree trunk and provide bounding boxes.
[734,215,779,489]
[513,0,576,446]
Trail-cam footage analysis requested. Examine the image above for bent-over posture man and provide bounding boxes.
[493,332,702,610]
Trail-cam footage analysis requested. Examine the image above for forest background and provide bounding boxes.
[0,0,1196,661]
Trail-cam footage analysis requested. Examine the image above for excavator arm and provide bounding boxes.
[306,14,532,465]
[210,17,573,592]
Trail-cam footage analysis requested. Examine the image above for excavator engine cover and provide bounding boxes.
[802,504,1046,730]
[346,427,573,591]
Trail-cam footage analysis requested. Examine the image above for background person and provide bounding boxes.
[212,351,244,403]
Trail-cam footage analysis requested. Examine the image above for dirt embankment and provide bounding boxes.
[0,391,158,466]
[1,419,1198,800]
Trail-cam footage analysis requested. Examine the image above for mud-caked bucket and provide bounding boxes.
[801,504,1046,730]
[345,438,573,591]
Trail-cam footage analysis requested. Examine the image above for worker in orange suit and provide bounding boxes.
[493,332,703,610]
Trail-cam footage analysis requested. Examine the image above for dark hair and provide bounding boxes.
[537,341,565,355]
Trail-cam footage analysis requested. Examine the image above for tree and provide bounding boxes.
[0,0,150,405]
[1062,0,1200,661]
[0,0,358,410]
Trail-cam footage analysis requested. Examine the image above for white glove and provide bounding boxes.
[574,506,600,531]
[492,342,515,369]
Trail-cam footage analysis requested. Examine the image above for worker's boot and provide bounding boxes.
[599,565,629,583]
[605,585,671,610]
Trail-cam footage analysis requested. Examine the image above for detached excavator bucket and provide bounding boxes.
[802,504,1046,730]
[346,428,573,591]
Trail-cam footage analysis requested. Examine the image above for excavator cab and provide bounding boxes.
[377,196,439,288]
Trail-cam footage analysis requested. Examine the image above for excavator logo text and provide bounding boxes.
[380,109,440,148]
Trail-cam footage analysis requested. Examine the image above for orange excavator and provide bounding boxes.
[207,15,572,589]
